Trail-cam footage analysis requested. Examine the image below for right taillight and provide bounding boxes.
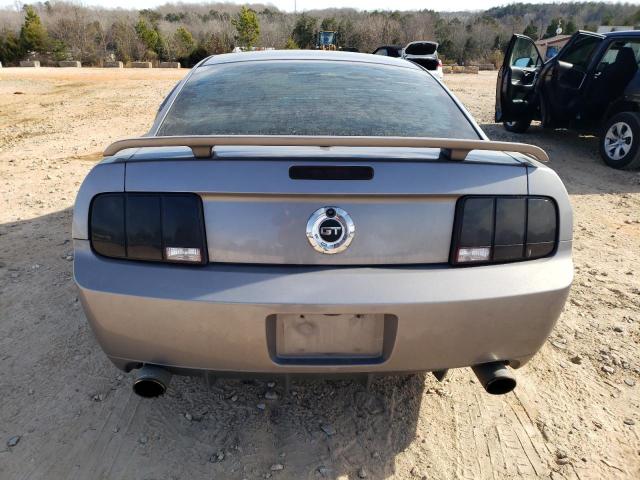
[450,196,557,265]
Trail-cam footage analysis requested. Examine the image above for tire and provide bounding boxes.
[599,112,640,170]
[503,119,532,133]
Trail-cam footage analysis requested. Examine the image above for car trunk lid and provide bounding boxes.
[404,41,438,56]
[124,147,529,265]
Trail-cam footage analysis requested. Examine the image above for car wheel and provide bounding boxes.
[503,119,532,133]
[600,112,640,170]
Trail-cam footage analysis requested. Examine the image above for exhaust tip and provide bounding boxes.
[133,378,167,398]
[132,365,171,398]
[471,362,516,395]
[484,375,517,395]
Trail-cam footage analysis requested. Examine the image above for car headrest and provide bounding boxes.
[615,47,637,69]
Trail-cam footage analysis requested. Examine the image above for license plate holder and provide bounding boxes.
[275,313,385,359]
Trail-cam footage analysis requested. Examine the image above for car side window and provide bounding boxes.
[596,40,640,73]
[558,35,602,71]
[374,48,388,56]
[509,37,541,69]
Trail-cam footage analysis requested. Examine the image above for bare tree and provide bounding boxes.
[1,1,638,66]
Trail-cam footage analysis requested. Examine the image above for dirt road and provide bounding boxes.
[0,68,639,480]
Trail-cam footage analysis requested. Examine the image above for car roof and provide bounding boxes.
[604,30,640,38]
[201,50,420,69]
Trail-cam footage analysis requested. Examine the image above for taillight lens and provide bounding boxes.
[438,59,443,67]
[450,196,557,265]
[90,193,207,264]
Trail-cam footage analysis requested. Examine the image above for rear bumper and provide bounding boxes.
[74,240,572,374]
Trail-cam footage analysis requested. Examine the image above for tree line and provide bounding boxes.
[1,2,638,67]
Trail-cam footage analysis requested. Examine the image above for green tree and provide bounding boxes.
[0,30,24,64]
[135,18,159,52]
[292,14,316,49]
[626,9,640,26]
[155,33,168,60]
[232,6,260,48]
[139,9,162,26]
[19,5,48,54]
[173,26,195,60]
[522,21,538,40]
[462,36,477,63]
[543,18,562,38]
[284,37,298,49]
[164,12,186,23]
[564,19,577,35]
[51,39,69,61]
[320,17,338,32]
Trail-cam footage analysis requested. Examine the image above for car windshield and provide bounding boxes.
[158,60,479,138]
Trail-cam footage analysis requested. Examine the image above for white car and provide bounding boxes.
[373,41,444,81]
[403,41,444,81]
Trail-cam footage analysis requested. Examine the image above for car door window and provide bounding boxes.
[596,39,640,73]
[509,37,541,69]
[558,35,602,71]
[374,48,388,56]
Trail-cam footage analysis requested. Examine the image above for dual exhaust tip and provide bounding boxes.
[470,362,517,395]
[433,361,516,395]
[133,365,172,398]
[131,361,516,398]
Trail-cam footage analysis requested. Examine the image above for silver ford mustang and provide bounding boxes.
[73,51,573,397]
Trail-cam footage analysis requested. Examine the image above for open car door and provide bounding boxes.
[544,31,604,125]
[496,34,543,123]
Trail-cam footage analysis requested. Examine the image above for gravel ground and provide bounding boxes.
[0,68,639,480]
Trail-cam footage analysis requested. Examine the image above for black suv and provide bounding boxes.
[496,30,640,169]
[372,45,404,57]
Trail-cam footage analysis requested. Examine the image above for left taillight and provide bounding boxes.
[450,195,558,266]
[89,193,207,264]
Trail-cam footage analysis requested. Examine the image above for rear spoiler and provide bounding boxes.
[103,135,549,163]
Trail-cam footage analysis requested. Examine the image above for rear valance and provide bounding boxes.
[103,135,549,163]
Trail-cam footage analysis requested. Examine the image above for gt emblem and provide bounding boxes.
[306,207,355,254]
[321,226,341,236]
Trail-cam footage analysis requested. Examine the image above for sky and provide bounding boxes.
[0,0,627,13]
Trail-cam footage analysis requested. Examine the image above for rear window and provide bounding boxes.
[158,60,479,138]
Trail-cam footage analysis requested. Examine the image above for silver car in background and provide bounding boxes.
[73,51,572,397]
